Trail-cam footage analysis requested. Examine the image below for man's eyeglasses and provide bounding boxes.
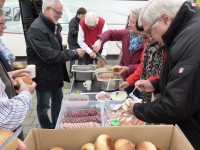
[140,19,159,39]
[51,7,63,16]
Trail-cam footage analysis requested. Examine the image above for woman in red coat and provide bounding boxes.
[119,36,166,102]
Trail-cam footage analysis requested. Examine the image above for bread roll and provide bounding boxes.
[135,141,157,150]
[112,65,121,73]
[115,139,135,150]
[80,143,95,150]
[50,147,64,150]
[0,129,18,150]
[12,62,25,69]
[15,76,33,86]
[95,134,115,150]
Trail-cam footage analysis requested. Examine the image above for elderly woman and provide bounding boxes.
[0,8,15,71]
[93,7,144,94]
[119,36,165,102]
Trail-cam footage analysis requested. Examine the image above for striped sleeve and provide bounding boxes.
[0,91,32,131]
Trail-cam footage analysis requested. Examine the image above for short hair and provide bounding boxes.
[85,11,99,26]
[76,7,87,15]
[42,0,63,13]
[138,0,184,26]
[129,7,142,18]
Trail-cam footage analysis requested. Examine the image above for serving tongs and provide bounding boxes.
[96,52,107,64]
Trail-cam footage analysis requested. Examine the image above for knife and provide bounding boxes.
[96,52,107,64]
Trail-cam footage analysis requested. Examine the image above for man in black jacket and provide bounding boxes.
[68,7,86,78]
[125,0,200,149]
[26,0,85,129]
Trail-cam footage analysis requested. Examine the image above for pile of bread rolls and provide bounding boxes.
[80,134,164,150]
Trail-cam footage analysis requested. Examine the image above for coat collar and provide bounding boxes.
[162,2,196,48]
[40,13,57,32]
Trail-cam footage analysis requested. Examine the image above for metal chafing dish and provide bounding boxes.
[96,71,123,91]
[71,65,96,81]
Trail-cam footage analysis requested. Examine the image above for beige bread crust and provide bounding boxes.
[12,62,25,69]
[112,65,122,73]
[95,134,115,150]
[115,139,135,150]
[80,143,95,150]
[15,76,33,86]
[0,129,18,150]
[50,147,64,150]
[135,141,157,150]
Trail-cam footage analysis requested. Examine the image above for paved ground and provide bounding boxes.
[20,56,119,138]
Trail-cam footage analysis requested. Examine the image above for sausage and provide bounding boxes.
[61,122,101,129]
[62,115,101,123]
[64,108,100,117]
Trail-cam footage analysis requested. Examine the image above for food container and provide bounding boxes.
[55,100,103,129]
[95,91,111,102]
[71,65,96,81]
[96,71,123,91]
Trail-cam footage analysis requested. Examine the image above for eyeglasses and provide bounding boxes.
[127,20,136,25]
[51,7,63,16]
[0,20,6,27]
[140,19,159,39]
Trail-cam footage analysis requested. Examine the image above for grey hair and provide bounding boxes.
[42,0,63,13]
[130,6,143,18]
[138,0,184,26]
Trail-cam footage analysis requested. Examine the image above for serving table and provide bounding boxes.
[70,77,119,100]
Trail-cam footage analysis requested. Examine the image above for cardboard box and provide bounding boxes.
[24,125,194,150]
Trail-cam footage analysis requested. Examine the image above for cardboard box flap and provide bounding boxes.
[24,129,37,150]
[170,125,194,150]
[26,125,175,150]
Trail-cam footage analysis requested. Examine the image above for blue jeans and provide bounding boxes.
[36,88,63,129]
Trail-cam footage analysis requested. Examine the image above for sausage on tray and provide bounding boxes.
[61,122,101,129]
[64,108,100,117]
[62,115,101,123]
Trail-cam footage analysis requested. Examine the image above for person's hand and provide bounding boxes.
[8,69,31,78]
[17,138,27,150]
[119,81,130,90]
[96,55,106,68]
[92,39,102,52]
[16,78,36,94]
[119,66,129,74]
[8,69,31,85]
[135,80,155,92]
[90,51,97,59]
[122,99,135,114]
[76,48,85,57]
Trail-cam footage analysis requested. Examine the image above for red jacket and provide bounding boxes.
[98,29,144,79]
[126,43,166,86]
